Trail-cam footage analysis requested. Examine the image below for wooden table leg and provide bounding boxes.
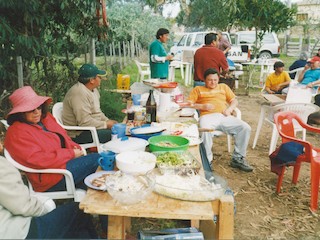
[215,195,234,240]
[190,219,200,229]
[107,215,131,239]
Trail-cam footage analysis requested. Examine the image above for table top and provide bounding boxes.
[262,94,285,104]
[79,146,216,220]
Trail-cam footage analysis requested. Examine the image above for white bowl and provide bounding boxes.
[116,151,156,175]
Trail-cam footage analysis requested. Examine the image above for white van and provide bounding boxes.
[170,31,249,63]
[231,31,280,59]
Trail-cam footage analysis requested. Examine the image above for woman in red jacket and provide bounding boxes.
[4,86,100,192]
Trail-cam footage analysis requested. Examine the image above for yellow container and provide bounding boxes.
[117,74,130,90]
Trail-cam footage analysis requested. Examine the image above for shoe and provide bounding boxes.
[230,157,253,172]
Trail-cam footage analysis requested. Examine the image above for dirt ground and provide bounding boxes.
[212,92,320,239]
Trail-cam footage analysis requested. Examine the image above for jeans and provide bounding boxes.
[73,129,112,144]
[47,153,100,191]
[26,202,98,239]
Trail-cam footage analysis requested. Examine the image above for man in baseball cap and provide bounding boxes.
[78,63,107,78]
[298,56,320,87]
[62,63,117,146]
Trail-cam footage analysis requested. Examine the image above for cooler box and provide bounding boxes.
[117,74,130,90]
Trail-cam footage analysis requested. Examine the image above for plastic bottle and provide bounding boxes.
[145,90,157,123]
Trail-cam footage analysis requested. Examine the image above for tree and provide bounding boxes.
[175,0,296,58]
[106,2,172,50]
[0,0,108,105]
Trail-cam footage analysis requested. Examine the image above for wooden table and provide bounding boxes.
[80,146,234,239]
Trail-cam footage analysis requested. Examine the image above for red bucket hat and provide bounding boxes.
[7,86,52,116]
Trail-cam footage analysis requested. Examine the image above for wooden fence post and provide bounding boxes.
[17,56,23,87]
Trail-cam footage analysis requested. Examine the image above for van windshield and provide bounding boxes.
[177,35,187,46]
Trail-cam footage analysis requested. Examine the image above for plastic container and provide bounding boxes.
[148,170,227,202]
[116,151,156,175]
[117,74,130,90]
[130,124,163,140]
[105,171,155,205]
[148,135,189,152]
[153,151,201,175]
[130,82,152,95]
[101,137,149,153]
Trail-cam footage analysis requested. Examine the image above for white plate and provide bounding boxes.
[132,126,165,135]
[180,108,196,117]
[84,171,115,191]
[185,136,203,146]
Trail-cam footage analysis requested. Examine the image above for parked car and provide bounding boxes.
[231,31,280,59]
[170,31,249,63]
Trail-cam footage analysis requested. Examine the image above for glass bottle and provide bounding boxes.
[145,90,157,123]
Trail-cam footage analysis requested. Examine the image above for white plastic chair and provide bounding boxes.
[52,102,102,153]
[0,119,9,129]
[4,149,86,202]
[288,67,305,81]
[134,60,151,82]
[252,103,320,154]
[258,58,281,87]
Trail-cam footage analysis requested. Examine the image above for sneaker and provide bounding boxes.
[230,157,253,172]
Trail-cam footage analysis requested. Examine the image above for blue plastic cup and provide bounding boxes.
[132,94,141,105]
[111,123,126,138]
[98,151,116,170]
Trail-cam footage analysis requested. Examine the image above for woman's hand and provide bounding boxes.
[73,148,84,158]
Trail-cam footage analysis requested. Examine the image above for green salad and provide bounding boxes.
[156,152,185,166]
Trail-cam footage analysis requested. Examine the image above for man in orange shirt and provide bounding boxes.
[181,68,253,172]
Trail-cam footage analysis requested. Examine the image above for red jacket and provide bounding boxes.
[4,113,80,192]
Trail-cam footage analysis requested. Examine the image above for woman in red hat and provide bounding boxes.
[4,86,100,192]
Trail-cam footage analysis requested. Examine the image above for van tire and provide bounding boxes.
[258,51,272,59]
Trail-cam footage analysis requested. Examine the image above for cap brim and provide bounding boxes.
[97,69,107,77]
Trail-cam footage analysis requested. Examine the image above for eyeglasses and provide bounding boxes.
[26,106,42,113]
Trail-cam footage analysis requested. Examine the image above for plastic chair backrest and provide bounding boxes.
[52,102,64,127]
[269,102,319,123]
[4,149,85,202]
[0,119,9,129]
[52,102,101,152]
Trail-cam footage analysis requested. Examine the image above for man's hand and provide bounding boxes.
[166,55,174,61]
[199,103,214,111]
[223,107,233,116]
[106,120,118,129]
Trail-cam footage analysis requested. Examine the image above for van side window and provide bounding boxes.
[177,35,187,47]
[262,33,275,44]
[194,33,204,46]
[239,34,255,44]
[186,35,193,46]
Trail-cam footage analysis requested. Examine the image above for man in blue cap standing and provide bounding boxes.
[62,63,117,144]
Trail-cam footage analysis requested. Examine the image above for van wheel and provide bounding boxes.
[258,51,272,59]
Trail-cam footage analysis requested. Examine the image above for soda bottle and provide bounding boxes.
[145,90,157,123]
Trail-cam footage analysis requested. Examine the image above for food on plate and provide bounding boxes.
[90,173,113,188]
[153,173,224,201]
[156,151,185,166]
[155,151,201,175]
[105,171,155,205]
[155,141,179,147]
[172,130,183,136]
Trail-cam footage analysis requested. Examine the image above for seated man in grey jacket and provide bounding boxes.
[0,154,97,239]
[62,63,117,144]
